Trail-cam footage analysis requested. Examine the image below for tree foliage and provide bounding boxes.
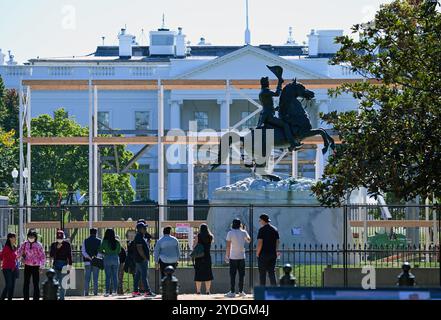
[31,109,136,205]
[311,0,441,206]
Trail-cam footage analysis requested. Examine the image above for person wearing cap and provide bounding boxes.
[132,221,155,297]
[154,226,180,278]
[82,228,102,296]
[224,218,251,298]
[256,214,280,286]
[49,229,73,300]
[17,229,46,300]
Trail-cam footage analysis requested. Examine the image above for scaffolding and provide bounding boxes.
[17,78,365,241]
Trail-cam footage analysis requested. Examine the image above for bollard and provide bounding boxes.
[161,266,179,300]
[42,268,60,300]
[279,264,296,286]
[397,262,416,287]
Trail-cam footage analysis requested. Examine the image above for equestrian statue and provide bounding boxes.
[210,65,335,178]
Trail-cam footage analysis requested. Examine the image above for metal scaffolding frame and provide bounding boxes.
[18,78,350,240]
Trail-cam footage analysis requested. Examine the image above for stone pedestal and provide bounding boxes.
[207,177,353,264]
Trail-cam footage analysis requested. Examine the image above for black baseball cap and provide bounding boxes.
[259,214,271,223]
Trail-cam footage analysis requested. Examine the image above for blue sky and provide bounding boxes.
[0,0,392,63]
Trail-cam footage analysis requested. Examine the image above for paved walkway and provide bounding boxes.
[66,294,253,301]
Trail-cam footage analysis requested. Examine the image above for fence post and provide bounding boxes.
[343,204,348,288]
[60,206,65,231]
[248,204,254,292]
[155,203,160,294]
[438,204,441,288]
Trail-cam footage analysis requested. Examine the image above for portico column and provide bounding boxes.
[218,98,231,185]
[315,144,324,181]
[317,100,330,128]
[169,100,183,200]
[291,151,298,179]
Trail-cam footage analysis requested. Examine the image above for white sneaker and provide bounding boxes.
[224,291,236,298]
[238,292,247,298]
[103,293,110,297]
[111,293,118,297]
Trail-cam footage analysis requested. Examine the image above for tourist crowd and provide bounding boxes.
[0,213,279,300]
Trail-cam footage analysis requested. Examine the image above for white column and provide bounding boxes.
[157,81,166,225]
[88,80,93,228]
[187,132,195,249]
[360,187,368,244]
[18,83,25,242]
[318,100,330,128]
[218,94,231,185]
[291,151,298,179]
[169,100,183,199]
[170,99,182,130]
[93,86,98,222]
[26,86,32,223]
[315,144,324,181]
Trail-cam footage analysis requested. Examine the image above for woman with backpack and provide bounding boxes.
[0,233,19,300]
[193,224,214,295]
[99,228,121,297]
[17,229,46,300]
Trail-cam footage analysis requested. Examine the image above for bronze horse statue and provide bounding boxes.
[210,69,335,176]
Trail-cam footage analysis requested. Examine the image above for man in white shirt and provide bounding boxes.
[224,218,251,298]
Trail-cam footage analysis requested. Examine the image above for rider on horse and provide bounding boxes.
[257,75,303,152]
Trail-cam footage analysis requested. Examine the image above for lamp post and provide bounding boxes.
[12,168,29,242]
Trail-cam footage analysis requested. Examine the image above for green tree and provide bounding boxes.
[31,108,136,206]
[312,0,441,206]
[0,76,19,200]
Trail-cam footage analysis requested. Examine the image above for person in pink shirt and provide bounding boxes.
[17,229,46,300]
[0,233,19,300]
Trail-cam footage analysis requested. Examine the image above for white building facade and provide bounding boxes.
[0,27,363,204]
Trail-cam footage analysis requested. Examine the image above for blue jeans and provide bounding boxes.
[134,260,151,293]
[54,260,68,300]
[84,264,100,296]
[1,269,17,300]
[103,255,119,294]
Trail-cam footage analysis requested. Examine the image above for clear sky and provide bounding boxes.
[0,0,392,64]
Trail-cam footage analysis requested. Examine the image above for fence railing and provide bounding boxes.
[2,204,440,293]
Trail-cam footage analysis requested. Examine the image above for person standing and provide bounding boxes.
[82,228,102,296]
[132,222,155,297]
[99,229,121,297]
[154,226,180,278]
[49,230,73,300]
[224,219,251,298]
[193,224,214,295]
[117,237,126,295]
[0,233,19,300]
[17,229,46,300]
[256,214,280,286]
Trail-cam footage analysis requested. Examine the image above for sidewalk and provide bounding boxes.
[65,294,253,301]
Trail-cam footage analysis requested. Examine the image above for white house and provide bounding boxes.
[0,26,363,204]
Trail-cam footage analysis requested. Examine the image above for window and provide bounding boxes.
[194,172,208,200]
[136,164,150,201]
[98,111,110,130]
[135,111,150,130]
[194,112,208,130]
[240,111,258,130]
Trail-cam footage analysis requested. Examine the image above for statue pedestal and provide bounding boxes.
[207,177,353,263]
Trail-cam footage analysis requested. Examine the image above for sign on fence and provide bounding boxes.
[176,223,191,234]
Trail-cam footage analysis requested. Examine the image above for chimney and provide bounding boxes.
[175,27,187,57]
[307,29,319,57]
[118,28,135,58]
[308,29,343,57]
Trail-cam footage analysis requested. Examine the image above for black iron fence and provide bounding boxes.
[1,203,440,293]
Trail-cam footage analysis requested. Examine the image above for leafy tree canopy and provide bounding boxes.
[312,0,441,206]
